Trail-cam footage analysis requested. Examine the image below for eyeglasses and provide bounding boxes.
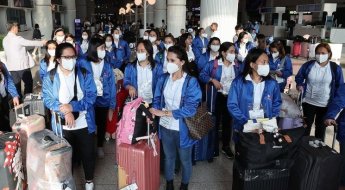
[61,56,77,60]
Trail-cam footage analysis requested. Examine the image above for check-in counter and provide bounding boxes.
[330,28,345,44]
[260,25,286,38]
[293,25,326,39]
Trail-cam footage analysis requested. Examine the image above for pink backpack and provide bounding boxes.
[116,97,144,145]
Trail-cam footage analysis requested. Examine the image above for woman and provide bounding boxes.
[324,83,345,190]
[151,45,202,190]
[112,28,131,63]
[39,40,58,80]
[65,33,81,57]
[192,28,209,62]
[295,43,344,141]
[155,34,175,73]
[149,29,163,58]
[42,43,97,190]
[197,37,221,72]
[200,42,241,159]
[268,40,293,92]
[124,40,163,104]
[78,30,90,59]
[178,33,198,78]
[143,30,150,40]
[227,48,281,135]
[52,28,65,44]
[234,31,256,65]
[104,34,125,69]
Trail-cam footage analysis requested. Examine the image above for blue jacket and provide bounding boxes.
[199,58,241,112]
[39,59,53,81]
[124,61,164,98]
[106,47,125,69]
[295,60,344,104]
[269,55,293,92]
[42,66,97,133]
[324,82,345,142]
[196,51,212,72]
[0,62,19,98]
[227,75,282,132]
[192,36,209,62]
[153,73,202,148]
[76,41,88,60]
[79,59,116,109]
[234,41,256,54]
[114,39,131,63]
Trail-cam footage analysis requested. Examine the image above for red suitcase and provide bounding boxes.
[117,124,160,190]
[292,42,301,57]
[106,79,129,140]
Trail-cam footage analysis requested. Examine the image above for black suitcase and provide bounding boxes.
[289,136,344,190]
[232,160,289,190]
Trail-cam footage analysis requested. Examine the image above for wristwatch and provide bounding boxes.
[164,110,169,116]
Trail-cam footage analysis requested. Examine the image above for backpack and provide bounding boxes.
[116,97,154,145]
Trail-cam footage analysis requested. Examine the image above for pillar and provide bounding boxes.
[62,0,76,35]
[278,13,283,26]
[261,14,265,24]
[76,0,87,20]
[200,0,238,43]
[146,4,154,27]
[24,9,32,29]
[87,0,95,23]
[0,8,7,34]
[298,12,303,24]
[32,0,53,39]
[167,0,186,37]
[154,0,166,29]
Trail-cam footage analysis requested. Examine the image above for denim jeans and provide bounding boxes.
[161,127,193,184]
[340,141,345,186]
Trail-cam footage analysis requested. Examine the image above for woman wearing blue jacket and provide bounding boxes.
[0,62,20,131]
[234,31,256,69]
[199,42,241,159]
[192,28,209,62]
[268,40,293,92]
[196,37,221,72]
[124,40,163,104]
[151,45,202,190]
[104,34,125,69]
[112,28,131,64]
[39,40,58,80]
[79,36,116,158]
[155,34,175,73]
[324,82,345,190]
[42,43,97,190]
[296,43,344,141]
[77,30,90,59]
[228,48,282,134]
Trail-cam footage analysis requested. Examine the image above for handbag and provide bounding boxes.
[185,102,213,140]
[27,52,35,68]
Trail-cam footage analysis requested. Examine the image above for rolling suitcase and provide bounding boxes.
[289,135,344,190]
[292,42,301,57]
[26,115,75,190]
[0,132,23,190]
[117,123,160,190]
[23,93,46,116]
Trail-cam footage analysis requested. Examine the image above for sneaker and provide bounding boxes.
[85,182,94,190]
[222,147,234,159]
[166,180,174,190]
[97,147,105,158]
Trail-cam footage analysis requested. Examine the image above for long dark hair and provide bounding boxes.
[167,45,190,74]
[135,40,155,70]
[216,42,235,62]
[196,28,204,37]
[55,43,76,64]
[87,36,105,62]
[237,31,248,43]
[44,40,58,66]
[178,33,192,50]
[242,48,270,80]
[269,40,286,58]
[207,37,221,52]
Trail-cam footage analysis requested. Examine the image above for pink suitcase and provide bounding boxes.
[117,124,160,190]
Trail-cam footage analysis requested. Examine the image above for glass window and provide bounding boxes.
[6,9,26,25]
[0,0,8,6]
[13,0,33,8]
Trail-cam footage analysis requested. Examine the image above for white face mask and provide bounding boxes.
[167,62,180,74]
[272,52,279,59]
[257,64,270,77]
[226,53,236,63]
[56,36,65,43]
[113,34,120,40]
[315,54,328,64]
[210,45,220,52]
[143,35,149,40]
[48,49,55,57]
[97,50,106,59]
[164,43,173,50]
[201,33,207,38]
[61,58,76,71]
[137,52,147,62]
[243,38,249,44]
[82,35,88,40]
[105,41,112,48]
[149,36,157,43]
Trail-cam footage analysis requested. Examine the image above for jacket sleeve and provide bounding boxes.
[227,79,248,126]
[192,39,201,60]
[18,36,44,47]
[282,56,293,79]
[199,61,212,84]
[39,60,47,81]
[172,77,202,119]
[335,65,344,92]
[196,54,207,72]
[123,41,131,62]
[42,74,61,113]
[272,82,282,117]
[3,64,19,98]
[69,72,97,112]
[152,75,165,110]
[115,49,124,68]
[108,64,116,110]
[295,63,306,87]
[124,64,132,88]
[325,82,345,120]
